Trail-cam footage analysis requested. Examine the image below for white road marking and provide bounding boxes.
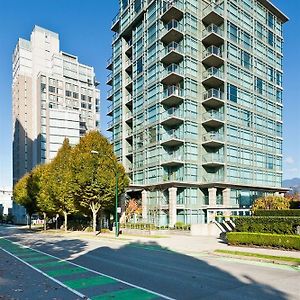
[0,237,175,300]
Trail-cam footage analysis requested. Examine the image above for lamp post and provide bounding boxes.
[91,150,119,237]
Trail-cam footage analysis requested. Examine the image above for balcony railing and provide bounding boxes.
[165,19,183,32]
[163,85,184,98]
[112,32,119,43]
[202,175,224,183]
[203,67,224,80]
[126,111,132,119]
[202,24,224,38]
[162,153,184,162]
[107,89,113,99]
[164,63,183,76]
[202,153,224,164]
[203,89,224,101]
[203,45,223,59]
[162,107,183,119]
[126,128,133,136]
[162,0,184,15]
[111,13,120,28]
[202,110,224,122]
[161,129,184,141]
[202,132,224,143]
[106,57,113,69]
[165,42,182,54]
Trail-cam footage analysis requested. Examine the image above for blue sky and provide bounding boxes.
[0,0,299,189]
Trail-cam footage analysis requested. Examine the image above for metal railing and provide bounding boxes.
[203,88,224,100]
[202,2,224,17]
[161,0,184,15]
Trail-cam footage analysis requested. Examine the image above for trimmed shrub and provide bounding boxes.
[227,232,300,250]
[234,216,300,235]
[254,210,300,217]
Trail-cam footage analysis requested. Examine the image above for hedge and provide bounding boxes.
[234,216,300,235]
[227,232,300,250]
[254,210,300,217]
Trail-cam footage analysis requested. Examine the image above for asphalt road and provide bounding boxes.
[0,226,299,300]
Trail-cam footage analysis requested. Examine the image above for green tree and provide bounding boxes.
[72,131,129,232]
[252,195,290,212]
[49,138,77,231]
[13,173,38,229]
[34,164,57,231]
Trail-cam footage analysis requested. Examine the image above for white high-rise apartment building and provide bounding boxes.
[12,26,100,184]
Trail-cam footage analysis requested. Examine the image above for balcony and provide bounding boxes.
[106,58,113,70]
[162,86,184,106]
[202,110,224,128]
[202,153,225,167]
[125,77,133,91]
[202,174,224,183]
[202,88,224,108]
[125,111,133,123]
[202,3,224,26]
[112,32,119,43]
[202,46,224,67]
[202,132,224,147]
[106,73,113,86]
[161,0,184,23]
[126,145,133,155]
[107,120,113,131]
[125,58,133,74]
[125,39,133,57]
[125,128,133,138]
[161,42,184,65]
[161,129,184,147]
[161,20,184,44]
[107,103,113,116]
[161,64,184,85]
[107,89,113,100]
[202,24,224,46]
[111,13,120,32]
[202,67,224,87]
[161,107,184,126]
[161,153,184,167]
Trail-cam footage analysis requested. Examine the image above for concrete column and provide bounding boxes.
[141,190,148,221]
[222,188,231,207]
[168,187,177,228]
[208,188,217,207]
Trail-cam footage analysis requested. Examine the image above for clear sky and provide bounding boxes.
[0,0,299,189]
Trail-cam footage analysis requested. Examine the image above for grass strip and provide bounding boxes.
[215,249,300,264]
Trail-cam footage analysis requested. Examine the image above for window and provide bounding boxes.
[49,86,56,93]
[228,84,238,102]
[268,30,274,46]
[255,77,263,94]
[267,12,274,29]
[229,23,238,43]
[136,57,143,74]
[241,51,251,69]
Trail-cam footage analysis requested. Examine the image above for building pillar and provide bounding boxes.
[208,187,217,207]
[142,190,148,221]
[168,187,177,228]
[223,188,231,207]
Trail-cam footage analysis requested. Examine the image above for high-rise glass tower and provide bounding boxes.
[13,26,100,184]
[108,0,288,226]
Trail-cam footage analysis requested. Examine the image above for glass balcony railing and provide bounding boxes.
[203,45,223,59]
[202,153,224,164]
[111,13,120,28]
[162,153,184,162]
[162,107,183,119]
[112,32,119,43]
[162,0,184,15]
[202,3,224,18]
[164,63,183,76]
[107,120,113,128]
[107,103,113,113]
[203,88,223,101]
[163,85,184,98]
[165,42,182,54]
[161,129,184,141]
[107,89,113,99]
[126,111,132,119]
[106,57,113,69]
[202,24,224,38]
[127,145,133,153]
[126,128,133,136]
[203,67,224,80]
[202,110,224,122]
[165,19,183,32]
[202,132,224,143]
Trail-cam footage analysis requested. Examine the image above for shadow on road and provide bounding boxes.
[0,228,292,300]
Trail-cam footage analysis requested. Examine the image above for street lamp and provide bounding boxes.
[91,150,119,237]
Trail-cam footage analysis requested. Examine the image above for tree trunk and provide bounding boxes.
[92,210,97,233]
[43,212,47,231]
[28,214,32,230]
[63,211,68,232]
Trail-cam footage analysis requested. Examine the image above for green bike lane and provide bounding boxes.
[0,237,172,300]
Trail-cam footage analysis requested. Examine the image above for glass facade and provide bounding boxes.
[108,0,288,225]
